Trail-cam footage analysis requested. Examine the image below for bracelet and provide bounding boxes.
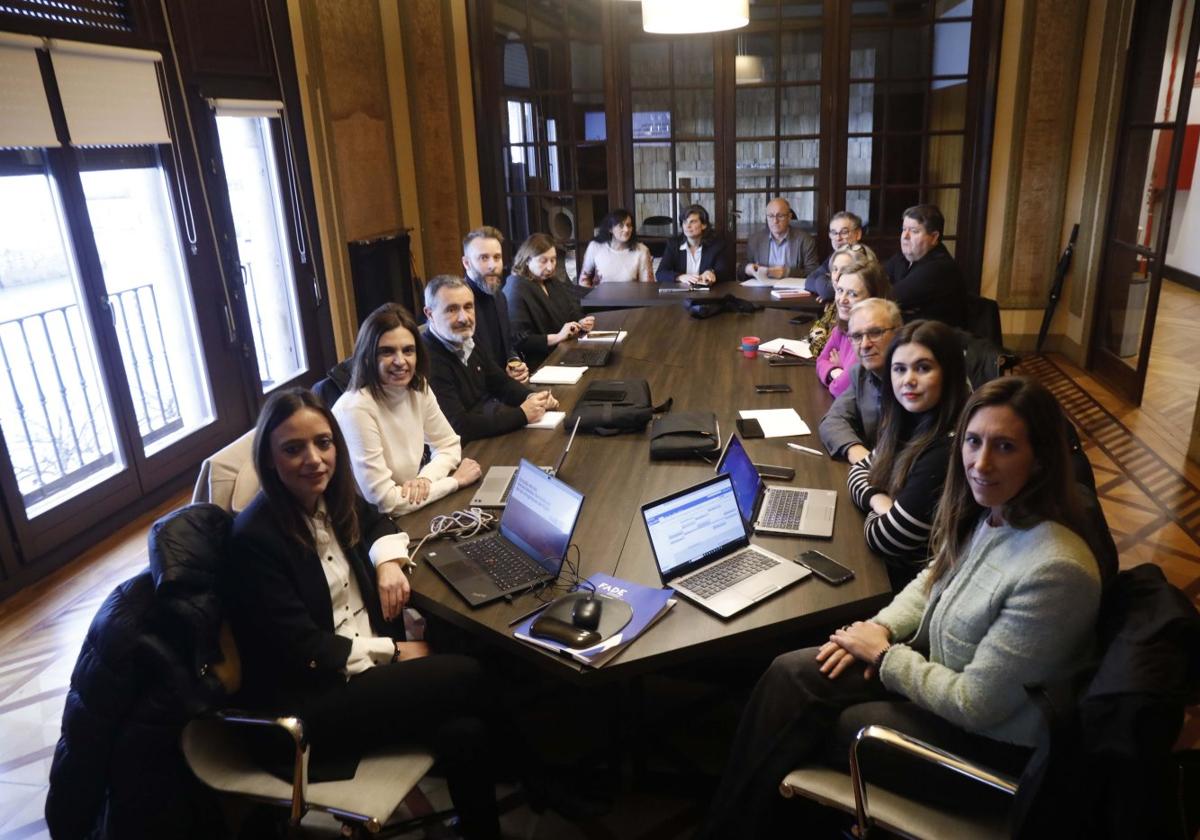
[873,643,891,672]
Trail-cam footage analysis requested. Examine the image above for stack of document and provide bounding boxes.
[738,408,810,438]
[758,337,813,358]
[529,366,587,385]
[526,411,564,430]
[578,330,627,344]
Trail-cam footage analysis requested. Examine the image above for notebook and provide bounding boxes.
[557,328,621,367]
[640,473,809,619]
[471,417,581,508]
[426,459,585,607]
[716,434,837,537]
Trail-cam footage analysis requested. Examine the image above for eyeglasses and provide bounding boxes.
[848,327,893,345]
[765,213,790,221]
[828,227,858,238]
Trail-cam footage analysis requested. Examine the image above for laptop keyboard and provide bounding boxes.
[559,347,609,366]
[457,536,546,591]
[683,548,779,599]
[760,489,808,529]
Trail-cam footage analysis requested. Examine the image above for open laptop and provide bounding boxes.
[426,459,585,607]
[641,473,809,619]
[557,329,621,367]
[716,434,837,537]
[471,417,581,508]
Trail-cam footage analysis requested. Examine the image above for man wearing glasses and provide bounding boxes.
[804,211,864,301]
[741,197,820,282]
[819,298,902,464]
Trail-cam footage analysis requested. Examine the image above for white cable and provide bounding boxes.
[406,507,497,570]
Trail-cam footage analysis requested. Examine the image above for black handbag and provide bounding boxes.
[648,412,720,460]
[568,379,671,436]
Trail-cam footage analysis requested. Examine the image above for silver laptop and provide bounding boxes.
[716,434,836,537]
[471,417,580,508]
[427,459,585,607]
[641,474,810,619]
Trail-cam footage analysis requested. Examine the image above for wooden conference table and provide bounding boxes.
[406,304,892,685]
[578,279,826,312]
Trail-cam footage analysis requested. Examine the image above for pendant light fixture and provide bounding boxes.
[641,0,749,34]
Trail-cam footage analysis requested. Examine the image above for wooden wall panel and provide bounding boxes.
[312,0,404,241]
[402,0,467,276]
[996,0,1088,307]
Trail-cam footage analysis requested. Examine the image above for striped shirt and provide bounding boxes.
[847,434,953,560]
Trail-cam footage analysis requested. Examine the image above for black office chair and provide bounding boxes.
[966,293,1003,348]
[781,563,1200,839]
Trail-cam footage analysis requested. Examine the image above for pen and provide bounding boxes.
[507,600,551,627]
[787,443,824,457]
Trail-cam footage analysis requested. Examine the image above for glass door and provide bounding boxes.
[1090,0,1200,403]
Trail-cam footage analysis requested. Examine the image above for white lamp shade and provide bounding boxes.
[642,0,749,34]
[735,54,764,83]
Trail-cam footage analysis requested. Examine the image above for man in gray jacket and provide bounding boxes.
[818,298,902,462]
[741,197,820,281]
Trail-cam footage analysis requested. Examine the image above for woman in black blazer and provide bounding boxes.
[654,203,731,285]
[503,232,595,370]
[228,388,500,838]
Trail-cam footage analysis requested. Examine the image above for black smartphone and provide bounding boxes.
[754,463,795,481]
[737,417,764,439]
[796,549,855,585]
[768,357,811,367]
[755,383,793,393]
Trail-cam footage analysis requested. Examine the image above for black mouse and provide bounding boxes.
[571,596,602,631]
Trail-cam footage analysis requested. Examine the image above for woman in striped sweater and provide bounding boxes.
[847,319,969,588]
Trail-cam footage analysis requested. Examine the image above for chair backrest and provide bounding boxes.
[192,429,257,513]
[314,358,353,409]
[966,293,1003,348]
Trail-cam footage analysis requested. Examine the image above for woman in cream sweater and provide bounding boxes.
[333,303,480,518]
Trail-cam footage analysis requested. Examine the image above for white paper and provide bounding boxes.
[744,275,807,288]
[738,408,810,438]
[758,337,813,358]
[578,330,627,344]
[774,278,808,291]
[526,410,565,430]
[529,366,587,385]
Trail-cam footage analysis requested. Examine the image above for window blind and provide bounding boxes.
[0,32,59,149]
[49,38,170,146]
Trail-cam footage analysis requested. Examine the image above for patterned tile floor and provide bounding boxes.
[1,353,1198,838]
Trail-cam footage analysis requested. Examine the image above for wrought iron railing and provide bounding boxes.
[0,282,182,508]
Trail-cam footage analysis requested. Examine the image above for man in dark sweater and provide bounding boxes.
[461,226,529,383]
[422,274,556,443]
[884,204,968,329]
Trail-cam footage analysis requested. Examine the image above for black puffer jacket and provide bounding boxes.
[46,504,234,839]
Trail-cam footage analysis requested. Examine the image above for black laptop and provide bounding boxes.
[557,329,621,367]
[425,460,585,607]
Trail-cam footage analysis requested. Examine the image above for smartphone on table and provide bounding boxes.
[796,549,854,585]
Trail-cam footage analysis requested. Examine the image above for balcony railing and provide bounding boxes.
[0,283,183,508]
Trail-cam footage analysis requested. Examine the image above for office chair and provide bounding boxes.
[779,725,1016,839]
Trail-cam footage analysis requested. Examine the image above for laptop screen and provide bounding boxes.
[500,459,585,575]
[715,434,762,522]
[642,474,748,579]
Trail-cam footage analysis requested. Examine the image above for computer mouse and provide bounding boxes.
[571,596,602,631]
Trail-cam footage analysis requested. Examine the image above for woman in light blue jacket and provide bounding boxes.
[701,377,1103,838]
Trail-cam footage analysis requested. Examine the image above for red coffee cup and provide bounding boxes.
[741,336,761,358]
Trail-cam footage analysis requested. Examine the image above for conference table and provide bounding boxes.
[405,303,892,686]
[578,279,826,312]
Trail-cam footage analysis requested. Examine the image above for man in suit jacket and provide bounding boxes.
[462,225,529,383]
[741,197,820,281]
[884,204,968,329]
[422,274,556,443]
[805,210,864,301]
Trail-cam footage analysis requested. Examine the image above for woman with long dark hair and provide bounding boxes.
[847,319,970,588]
[701,377,1101,838]
[333,303,480,517]
[228,388,501,838]
[504,232,596,370]
[578,208,653,286]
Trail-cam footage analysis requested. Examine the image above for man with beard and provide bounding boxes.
[461,226,529,383]
[422,275,556,443]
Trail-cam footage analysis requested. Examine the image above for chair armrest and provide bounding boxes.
[203,710,309,825]
[849,724,1019,839]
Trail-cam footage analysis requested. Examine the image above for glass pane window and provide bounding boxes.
[216,115,308,391]
[0,154,125,517]
[79,148,215,453]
